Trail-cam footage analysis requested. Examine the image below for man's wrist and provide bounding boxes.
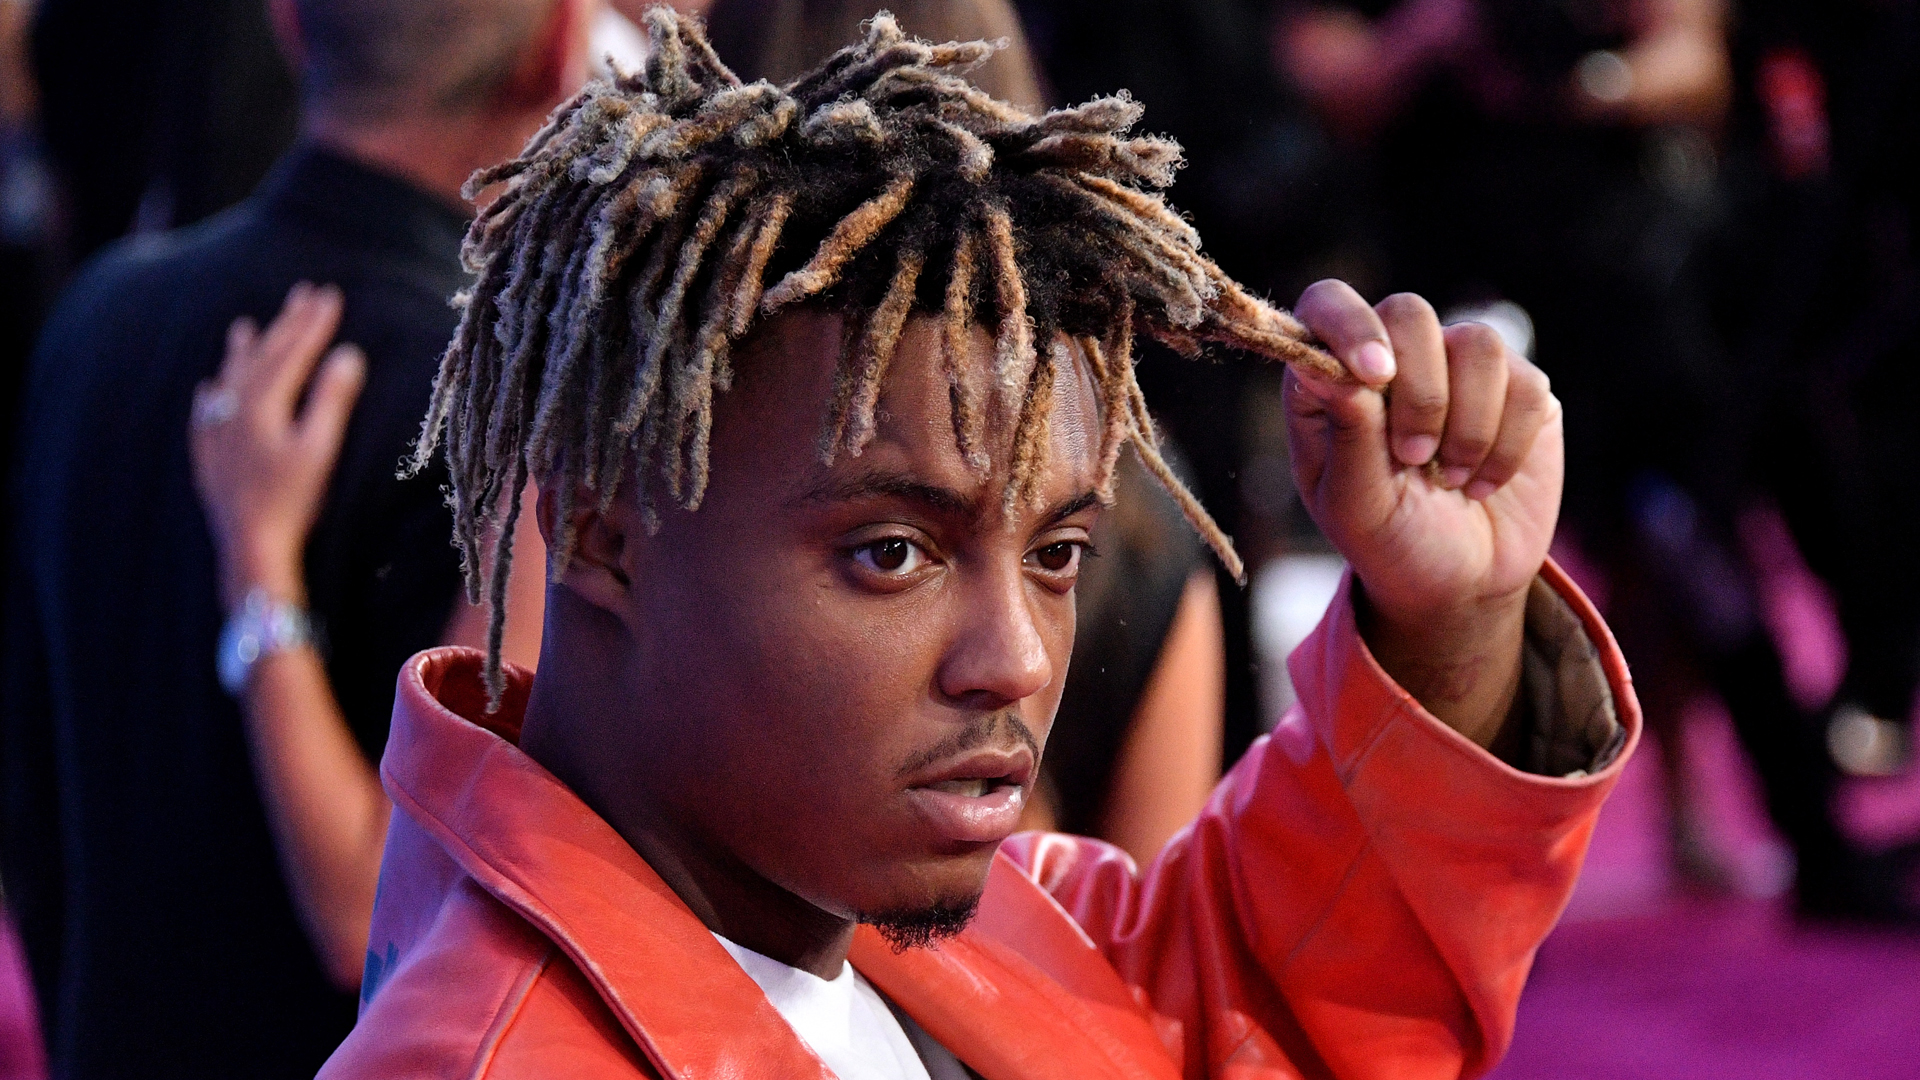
[1355,582,1529,749]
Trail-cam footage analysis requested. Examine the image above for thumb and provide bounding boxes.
[1285,367,1398,524]
[298,345,367,461]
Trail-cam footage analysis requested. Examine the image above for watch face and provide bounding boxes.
[217,594,315,697]
[217,621,257,698]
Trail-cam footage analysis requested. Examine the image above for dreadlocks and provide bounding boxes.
[409,8,1342,698]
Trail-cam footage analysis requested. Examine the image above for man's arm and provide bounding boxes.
[991,282,1637,1078]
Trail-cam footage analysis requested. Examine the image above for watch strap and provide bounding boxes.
[217,589,316,697]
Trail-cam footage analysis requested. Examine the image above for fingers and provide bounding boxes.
[226,282,346,416]
[1463,356,1555,501]
[1294,279,1397,385]
[1291,280,1556,504]
[1432,321,1509,488]
[222,317,258,381]
[1283,363,1394,516]
[297,345,368,462]
[1377,293,1446,466]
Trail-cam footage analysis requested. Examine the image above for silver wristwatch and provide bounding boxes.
[217,589,316,697]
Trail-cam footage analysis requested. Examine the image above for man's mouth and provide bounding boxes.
[903,748,1035,845]
[922,777,1015,798]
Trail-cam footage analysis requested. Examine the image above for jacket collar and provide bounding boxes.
[383,648,1171,1080]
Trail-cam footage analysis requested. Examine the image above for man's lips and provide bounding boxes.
[902,746,1035,845]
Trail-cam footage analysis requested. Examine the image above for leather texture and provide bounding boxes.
[320,559,1639,1079]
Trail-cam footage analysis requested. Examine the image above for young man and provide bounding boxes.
[3,1,587,1075]
[324,11,1636,1077]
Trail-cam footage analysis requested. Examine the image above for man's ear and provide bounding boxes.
[267,0,306,76]
[535,482,632,613]
[496,0,592,113]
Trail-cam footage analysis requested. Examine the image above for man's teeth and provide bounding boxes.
[930,778,994,797]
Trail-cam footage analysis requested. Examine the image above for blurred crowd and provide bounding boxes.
[0,0,1916,1076]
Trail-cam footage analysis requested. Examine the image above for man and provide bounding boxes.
[324,12,1637,1078]
[2,0,588,1075]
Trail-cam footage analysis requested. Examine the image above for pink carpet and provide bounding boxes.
[1495,515,1920,1078]
[1491,722,1920,1079]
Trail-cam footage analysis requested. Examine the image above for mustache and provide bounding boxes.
[894,710,1040,780]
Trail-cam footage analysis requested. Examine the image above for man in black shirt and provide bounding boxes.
[3,0,589,1075]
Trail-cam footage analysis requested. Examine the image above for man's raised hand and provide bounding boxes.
[1284,280,1563,748]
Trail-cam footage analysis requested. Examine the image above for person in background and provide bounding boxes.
[1273,0,1884,919]
[703,0,1226,864]
[2,0,585,1075]
[1010,0,1376,775]
[1715,0,1920,917]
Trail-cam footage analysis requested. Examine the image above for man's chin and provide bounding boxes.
[857,896,981,952]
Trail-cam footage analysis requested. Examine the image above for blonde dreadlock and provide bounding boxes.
[409,8,1341,700]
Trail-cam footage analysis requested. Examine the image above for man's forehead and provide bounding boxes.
[732,310,1105,504]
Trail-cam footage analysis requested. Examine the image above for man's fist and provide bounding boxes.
[1285,280,1562,748]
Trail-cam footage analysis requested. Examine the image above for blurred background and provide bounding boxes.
[2,0,1918,1076]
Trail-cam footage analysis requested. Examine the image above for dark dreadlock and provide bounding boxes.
[408,8,1342,699]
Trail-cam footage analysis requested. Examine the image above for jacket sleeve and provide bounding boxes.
[1000,560,1639,1080]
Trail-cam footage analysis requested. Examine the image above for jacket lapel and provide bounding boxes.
[386,651,835,1080]
[394,650,1182,1080]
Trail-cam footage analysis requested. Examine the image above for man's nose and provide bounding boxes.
[936,564,1055,709]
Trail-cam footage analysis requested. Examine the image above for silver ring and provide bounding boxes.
[193,388,240,428]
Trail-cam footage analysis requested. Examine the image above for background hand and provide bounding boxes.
[1284,279,1562,744]
[191,282,366,612]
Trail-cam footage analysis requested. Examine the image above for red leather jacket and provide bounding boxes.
[320,562,1637,1079]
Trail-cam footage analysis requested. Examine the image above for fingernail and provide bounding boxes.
[1465,479,1497,501]
[1354,341,1395,382]
[1395,434,1439,466]
[1440,465,1473,489]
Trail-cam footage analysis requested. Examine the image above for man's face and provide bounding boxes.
[589,311,1102,933]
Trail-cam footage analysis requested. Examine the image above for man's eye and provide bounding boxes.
[1032,542,1081,574]
[853,537,928,575]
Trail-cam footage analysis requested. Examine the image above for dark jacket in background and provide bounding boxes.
[31,0,299,257]
[3,146,466,1080]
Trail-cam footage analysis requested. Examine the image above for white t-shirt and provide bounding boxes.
[714,935,970,1080]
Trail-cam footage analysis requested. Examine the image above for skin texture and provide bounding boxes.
[519,279,1562,979]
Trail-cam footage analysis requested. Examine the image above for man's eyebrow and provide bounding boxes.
[1043,489,1103,527]
[795,471,980,517]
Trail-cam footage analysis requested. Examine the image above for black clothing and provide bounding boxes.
[32,0,299,257]
[3,146,467,1079]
